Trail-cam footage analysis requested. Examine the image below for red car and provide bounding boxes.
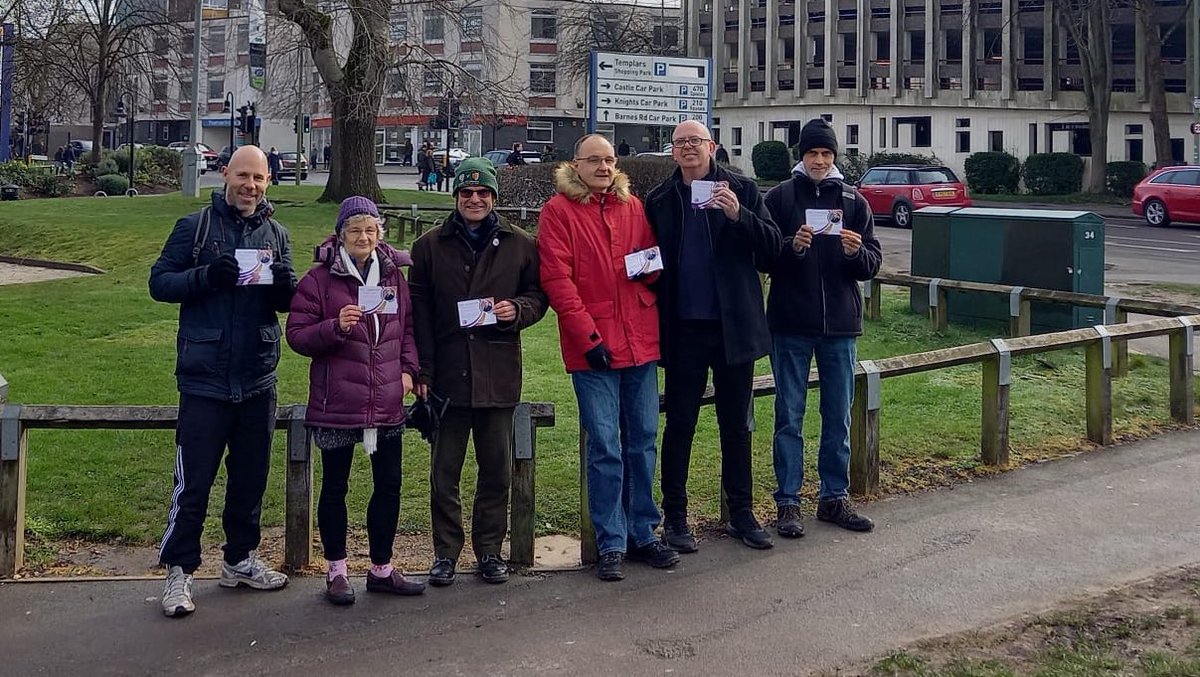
[1131,166,1200,227]
[856,164,973,227]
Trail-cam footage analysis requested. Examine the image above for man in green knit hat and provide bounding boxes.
[409,156,548,585]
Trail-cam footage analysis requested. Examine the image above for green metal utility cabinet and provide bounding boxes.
[910,207,1105,331]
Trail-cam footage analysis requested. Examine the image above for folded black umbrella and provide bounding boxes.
[406,390,450,443]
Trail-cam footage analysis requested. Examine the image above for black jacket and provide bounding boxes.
[763,166,882,337]
[149,191,295,402]
[645,161,782,366]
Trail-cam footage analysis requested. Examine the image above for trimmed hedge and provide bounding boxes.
[837,152,869,184]
[1106,160,1148,198]
[96,174,130,195]
[867,152,940,167]
[1022,153,1084,195]
[963,151,1021,194]
[751,140,792,181]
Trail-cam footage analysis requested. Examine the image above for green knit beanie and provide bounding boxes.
[453,157,499,198]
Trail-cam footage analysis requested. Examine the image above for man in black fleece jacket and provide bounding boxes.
[763,118,882,539]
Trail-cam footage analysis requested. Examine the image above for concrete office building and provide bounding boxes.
[684,0,1198,176]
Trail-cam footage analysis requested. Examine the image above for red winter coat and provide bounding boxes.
[537,164,660,372]
[286,235,419,428]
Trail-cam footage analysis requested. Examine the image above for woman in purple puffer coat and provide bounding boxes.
[286,196,425,606]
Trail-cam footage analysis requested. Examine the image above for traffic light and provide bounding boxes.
[448,99,462,130]
[245,103,257,140]
[292,114,299,134]
[303,115,311,134]
[237,105,249,134]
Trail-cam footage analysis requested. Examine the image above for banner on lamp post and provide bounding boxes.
[248,0,267,91]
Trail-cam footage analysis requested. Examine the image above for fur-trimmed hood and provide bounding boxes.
[553,162,632,204]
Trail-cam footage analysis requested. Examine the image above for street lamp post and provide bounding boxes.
[224,91,235,155]
[116,92,135,194]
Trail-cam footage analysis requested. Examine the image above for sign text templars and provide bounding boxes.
[588,51,712,132]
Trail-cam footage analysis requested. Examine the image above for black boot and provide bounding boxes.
[663,516,698,553]
[817,497,875,532]
[726,511,774,550]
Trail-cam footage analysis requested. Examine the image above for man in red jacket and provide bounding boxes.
[538,134,680,582]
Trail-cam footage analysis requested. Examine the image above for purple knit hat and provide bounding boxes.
[336,196,379,233]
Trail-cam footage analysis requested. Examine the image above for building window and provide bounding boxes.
[904,76,924,89]
[207,77,224,101]
[207,25,225,55]
[1127,138,1143,163]
[527,121,553,143]
[840,76,858,89]
[869,76,890,89]
[878,118,886,148]
[841,33,857,65]
[461,7,482,40]
[909,31,925,64]
[424,13,444,42]
[945,29,962,63]
[982,29,1002,63]
[989,131,1003,152]
[236,23,248,53]
[153,36,169,56]
[653,24,679,49]
[530,63,556,94]
[732,127,743,145]
[152,75,168,102]
[390,11,408,42]
[1125,124,1143,135]
[811,35,825,66]
[1022,28,1043,65]
[423,71,442,94]
[956,131,971,153]
[182,30,194,55]
[179,79,192,102]
[956,118,970,128]
[1112,24,1135,65]
[847,124,859,145]
[874,32,890,63]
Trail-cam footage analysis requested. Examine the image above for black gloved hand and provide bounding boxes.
[270,262,295,290]
[207,253,239,290]
[585,343,613,371]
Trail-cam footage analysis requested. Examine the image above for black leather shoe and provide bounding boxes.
[627,539,680,569]
[726,512,775,550]
[477,554,509,584]
[429,557,456,587]
[597,552,625,581]
[325,574,355,606]
[817,497,875,532]
[663,517,698,554]
[776,504,805,539]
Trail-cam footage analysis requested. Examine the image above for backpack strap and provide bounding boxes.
[841,185,859,230]
[191,206,211,267]
[779,176,800,233]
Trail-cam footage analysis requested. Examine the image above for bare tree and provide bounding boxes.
[276,0,522,203]
[556,0,680,80]
[16,0,182,161]
[1056,0,1114,193]
[1134,0,1192,167]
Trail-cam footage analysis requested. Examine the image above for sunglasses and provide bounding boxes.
[458,188,492,198]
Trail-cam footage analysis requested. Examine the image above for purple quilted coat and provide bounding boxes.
[286,235,419,429]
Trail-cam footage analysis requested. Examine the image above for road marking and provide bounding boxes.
[1109,235,1199,246]
[1107,224,1138,229]
[1107,242,1197,253]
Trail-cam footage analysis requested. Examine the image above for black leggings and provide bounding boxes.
[317,436,402,565]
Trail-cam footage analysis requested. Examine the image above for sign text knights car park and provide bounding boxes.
[588,51,713,131]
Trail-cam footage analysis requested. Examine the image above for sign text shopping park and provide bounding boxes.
[588,51,714,132]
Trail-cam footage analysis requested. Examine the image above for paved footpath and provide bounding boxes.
[2,431,1199,676]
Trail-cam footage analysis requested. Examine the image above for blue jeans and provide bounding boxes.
[770,334,857,506]
[572,363,662,556]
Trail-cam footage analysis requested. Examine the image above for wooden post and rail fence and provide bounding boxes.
[1,276,1196,577]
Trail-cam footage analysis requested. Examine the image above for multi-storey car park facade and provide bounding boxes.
[684,0,1198,177]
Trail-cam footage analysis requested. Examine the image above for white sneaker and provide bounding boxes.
[219,551,289,590]
[162,566,195,617]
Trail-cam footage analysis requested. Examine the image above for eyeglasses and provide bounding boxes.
[671,136,712,148]
[574,156,618,166]
[344,227,382,238]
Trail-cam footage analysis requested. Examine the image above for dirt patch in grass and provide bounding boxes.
[832,565,1200,677]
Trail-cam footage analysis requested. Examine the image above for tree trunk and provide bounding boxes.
[319,87,384,204]
[89,93,105,163]
[1142,4,1181,167]
[1083,0,1111,194]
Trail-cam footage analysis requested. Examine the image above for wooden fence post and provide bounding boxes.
[283,405,313,573]
[928,279,948,332]
[1112,306,1129,378]
[1008,287,1031,338]
[1169,323,1195,425]
[1085,333,1114,446]
[981,340,1011,466]
[849,363,881,496]
[509,403,536,568]
[578,423,597,566]
[0,374,27,579]
[865,279,882,321]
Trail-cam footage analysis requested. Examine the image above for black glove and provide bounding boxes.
[207,253,239,290]
[269,262,297,306]
[585,343,613,371]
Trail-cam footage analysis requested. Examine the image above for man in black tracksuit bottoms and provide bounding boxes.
[763,119,882,540]
[644,120,782,552]
[149,146,297,617]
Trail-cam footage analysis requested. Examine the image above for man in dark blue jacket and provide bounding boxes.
[763,118,882,539]
[644,120,782,552]
[148,145,297,618]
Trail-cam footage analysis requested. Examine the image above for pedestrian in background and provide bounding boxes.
[286,196,426,606]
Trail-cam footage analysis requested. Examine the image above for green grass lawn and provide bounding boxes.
[0,187,1187,547]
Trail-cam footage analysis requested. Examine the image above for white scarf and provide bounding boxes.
[339,245,382,454]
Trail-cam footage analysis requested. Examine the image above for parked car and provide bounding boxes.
[276,151,309,180]
[68,140,94,157]
[483,149,509,167]
[431,147,470,169]
[167,142,219,171]
[1131,166,1200,227]
[216,145,233,169]
[483,149,541,167]
[856,164,972,227]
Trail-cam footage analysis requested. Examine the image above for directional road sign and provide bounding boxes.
[588,51,713,133]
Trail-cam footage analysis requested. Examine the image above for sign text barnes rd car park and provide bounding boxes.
[588,51,713,131]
